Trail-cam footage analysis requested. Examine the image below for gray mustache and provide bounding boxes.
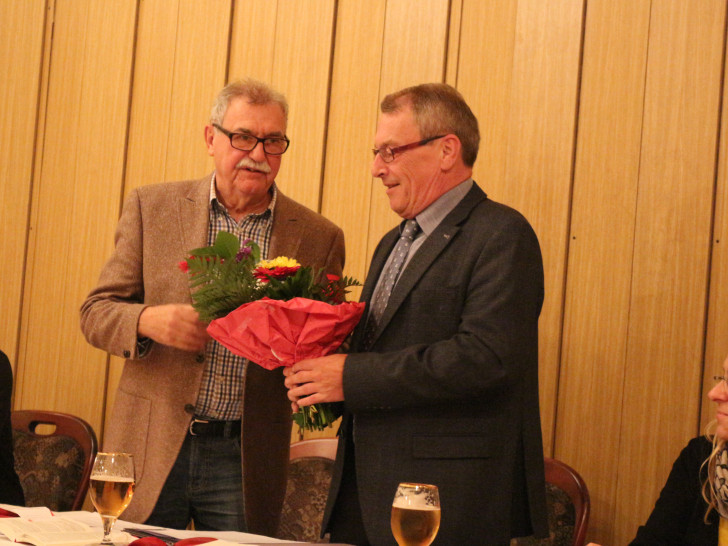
[236,157,271,174]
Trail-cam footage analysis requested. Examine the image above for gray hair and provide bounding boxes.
[381,83,480,167]
[210,78,289,126]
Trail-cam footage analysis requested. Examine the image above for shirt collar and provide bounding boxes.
[209,172,278,217]
[414,178,473,235]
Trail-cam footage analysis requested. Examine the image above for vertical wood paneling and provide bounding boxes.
[367,0,451,261]
[702,7,728,432]
[614,2,725,542]
[457,0,584,455]
[15,0,137,437]
[228,0,278,83]
[558,1,651,542]
[268,1,336,210]
[0,0,46,367]
[156,1,231,184]
[122,0,179,196]
[445,0,462,87]
[457,1,518,198]
[124,1,230,197]
[231,1,337,212]
[322,0,387,286]
[503,0,584,456]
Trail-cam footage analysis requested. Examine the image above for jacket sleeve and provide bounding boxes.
[629,437,717,545]
[80,188,148,359]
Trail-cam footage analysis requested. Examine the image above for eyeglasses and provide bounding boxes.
[213,123,290,155]
[713,376,728,388]
[372,135,446,163]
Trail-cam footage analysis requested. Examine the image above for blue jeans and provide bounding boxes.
[145,433,245,531]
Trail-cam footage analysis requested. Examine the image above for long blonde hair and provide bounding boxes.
[701,420,726,522]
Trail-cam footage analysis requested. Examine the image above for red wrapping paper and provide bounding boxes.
[207,297,366,369]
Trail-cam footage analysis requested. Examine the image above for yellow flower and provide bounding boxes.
[256,256,301,269]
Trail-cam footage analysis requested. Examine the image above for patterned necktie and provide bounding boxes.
[362,219,419,349]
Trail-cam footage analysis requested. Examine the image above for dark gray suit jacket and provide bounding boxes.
[323,183,548,545]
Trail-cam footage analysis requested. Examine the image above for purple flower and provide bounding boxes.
[235,241,253,262]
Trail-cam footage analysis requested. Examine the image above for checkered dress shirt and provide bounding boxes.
[193,174,277,420]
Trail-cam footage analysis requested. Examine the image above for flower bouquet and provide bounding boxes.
[179,231,365,431]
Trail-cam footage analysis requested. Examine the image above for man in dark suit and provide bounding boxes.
[0,350,25,505]
[284,83,548,545]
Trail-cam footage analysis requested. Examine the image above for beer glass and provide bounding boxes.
[89,452,135,544]
[390,482,441,546]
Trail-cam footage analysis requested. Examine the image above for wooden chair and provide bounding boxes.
[544,457,590,546]
[11,410,98,511]
[513,457,591,546]
[277,438,338,543]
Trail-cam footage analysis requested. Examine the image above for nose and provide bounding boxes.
[709,380,728,402]
[248,140,268,162]
[371,153,387,178]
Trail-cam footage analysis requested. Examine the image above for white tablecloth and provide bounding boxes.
[0,505,296,545]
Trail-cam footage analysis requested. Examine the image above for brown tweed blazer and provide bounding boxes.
[80,174,345,536]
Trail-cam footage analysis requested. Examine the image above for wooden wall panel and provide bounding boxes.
[366,0,451,261]
[124,1,230,198]
[322,0,387,286]
[15,0,137,437]
[268,1,336,210]
[457,0,584,454]
[232,1,337,211]
[558,0,651,541]
[228,0,278,83]
[0,0,46,368]
[122,0,181,197]
[504,0,584,455]
[702,13,728,433]
[456,1,517,197]
[164,2,231,183]
[614,2,725,542]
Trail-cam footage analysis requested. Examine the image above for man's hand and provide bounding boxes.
[283,353,347,411]
[137,304,209,352]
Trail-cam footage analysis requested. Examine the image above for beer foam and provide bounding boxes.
[392,497,439,509]
[90,474,134,482]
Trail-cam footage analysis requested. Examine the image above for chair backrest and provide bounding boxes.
[277,438,338,543]
[511,457,590,546]
[544,457,590,546]
[11,410,98,511]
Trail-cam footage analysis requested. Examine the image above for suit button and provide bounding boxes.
[184,404,195,414]
[123,350,130,358]
[195,353,205,363]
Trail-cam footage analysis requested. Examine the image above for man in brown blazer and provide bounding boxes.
[285,83,547,545]
[80,79,344,536]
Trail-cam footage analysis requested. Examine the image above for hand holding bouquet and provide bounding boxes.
[179,231,364,431]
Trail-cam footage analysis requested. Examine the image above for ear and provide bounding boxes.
[440,134,462,171]
[204,125,215,156]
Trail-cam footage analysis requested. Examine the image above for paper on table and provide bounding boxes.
[0,515,131,546]
[0,506,53,519]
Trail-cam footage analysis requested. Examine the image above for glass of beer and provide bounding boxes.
[391,482,441,546]
[89,452,135,544]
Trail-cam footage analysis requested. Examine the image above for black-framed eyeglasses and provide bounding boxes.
[213,123,290,155]
[372,135,446,163]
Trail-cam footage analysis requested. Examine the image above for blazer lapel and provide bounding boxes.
[365,184,488,346]
[178,175,212,254]
[268,191,303,260]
